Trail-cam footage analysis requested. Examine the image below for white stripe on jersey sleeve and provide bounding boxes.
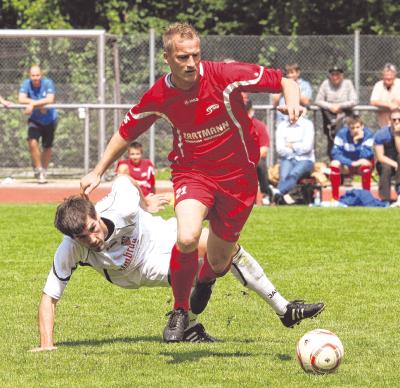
[222,66,264,165]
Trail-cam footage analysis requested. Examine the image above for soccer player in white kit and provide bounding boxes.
[31,176,324,351]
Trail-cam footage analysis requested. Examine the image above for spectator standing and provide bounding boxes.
[315,66,357,158]
[116,141,155,196]
[246,99,271,205]
[80,23,302,342]
[329,116,374,201]
[370,63,400,128]
[272,116,315,204]
[374,109,400,203]
[18,65,58,184]
[272,63,313,124]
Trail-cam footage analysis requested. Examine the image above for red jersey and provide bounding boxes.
[119,61,282,179]
[115,159,155,196]
[252,117,270,148]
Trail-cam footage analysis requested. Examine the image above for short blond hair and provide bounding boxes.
[163,22,199,53]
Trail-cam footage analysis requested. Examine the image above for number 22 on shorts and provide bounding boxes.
[175,185,187,200]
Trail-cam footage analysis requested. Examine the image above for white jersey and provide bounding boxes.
[43,176,176,300]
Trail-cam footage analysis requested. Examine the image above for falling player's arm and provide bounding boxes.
[121,174,169,213]
[30,293,58,352]
[30,239,82,352]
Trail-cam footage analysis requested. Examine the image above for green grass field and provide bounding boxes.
[1,204,399,387]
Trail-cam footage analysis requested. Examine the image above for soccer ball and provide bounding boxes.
[296,329,344,374]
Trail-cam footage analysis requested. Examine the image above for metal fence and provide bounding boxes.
[0,30,398,177]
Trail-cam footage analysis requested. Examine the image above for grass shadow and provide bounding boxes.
[58,335,161,347]
[160,350,252,364]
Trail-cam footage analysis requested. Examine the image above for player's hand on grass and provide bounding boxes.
[143,194,170,213]
[80,171,101,197]
[29,346,57,353]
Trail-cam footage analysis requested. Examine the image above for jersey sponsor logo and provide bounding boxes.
[205,103,220,115]
[184,97,199,105]
[121,236,132,246]
[120,238,138,270]
[183,120,230,143]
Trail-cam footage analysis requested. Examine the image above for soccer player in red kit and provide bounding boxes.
[81,22,303,342]
[116,141,155,196]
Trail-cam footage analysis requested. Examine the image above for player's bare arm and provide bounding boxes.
[30,293,58,352]
[122,174,170,213]
[277,77,302,123]
[81,132,130,196]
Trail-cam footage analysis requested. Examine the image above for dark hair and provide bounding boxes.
[129,141,143,150]
[54,196,97,238]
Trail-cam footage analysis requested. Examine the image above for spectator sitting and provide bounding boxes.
[315,66,357,158]
[370,63,400,128]
[116,141,155,196]
[246,99,271,205]
[374,109,400,204]
[329,116,374,201]
[272,63,312,124]
[271,115,315,204]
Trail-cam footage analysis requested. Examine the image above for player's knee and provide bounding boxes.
[330,160,341,168]
[177,234,200,253]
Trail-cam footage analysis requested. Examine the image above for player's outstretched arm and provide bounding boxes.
[30,293,58,352]
[81,132,130,197]
[277,77,303,124]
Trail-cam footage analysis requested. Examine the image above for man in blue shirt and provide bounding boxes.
[329,116,374,200]
[374,109,400,203]
[19,65,58,184]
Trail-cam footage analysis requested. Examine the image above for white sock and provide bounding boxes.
[187,310,198,329]
[230,246,288,315]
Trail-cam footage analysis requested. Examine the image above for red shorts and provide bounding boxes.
[172,170,258,242]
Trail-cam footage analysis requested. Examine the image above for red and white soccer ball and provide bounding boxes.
[296,329,344,374]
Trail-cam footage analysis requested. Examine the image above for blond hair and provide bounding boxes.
[163,22,199,53]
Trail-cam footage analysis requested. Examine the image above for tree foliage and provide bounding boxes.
[1,0,400,35]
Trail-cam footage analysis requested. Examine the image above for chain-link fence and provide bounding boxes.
[0,31,398,177]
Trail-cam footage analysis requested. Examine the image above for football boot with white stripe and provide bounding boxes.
[279,300,325,328]
[183,323,217,343]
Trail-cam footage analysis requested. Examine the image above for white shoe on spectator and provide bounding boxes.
[38,169,47,184]
[261,195,270,206]
[283,193,295,205]
[390,199,400,208]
